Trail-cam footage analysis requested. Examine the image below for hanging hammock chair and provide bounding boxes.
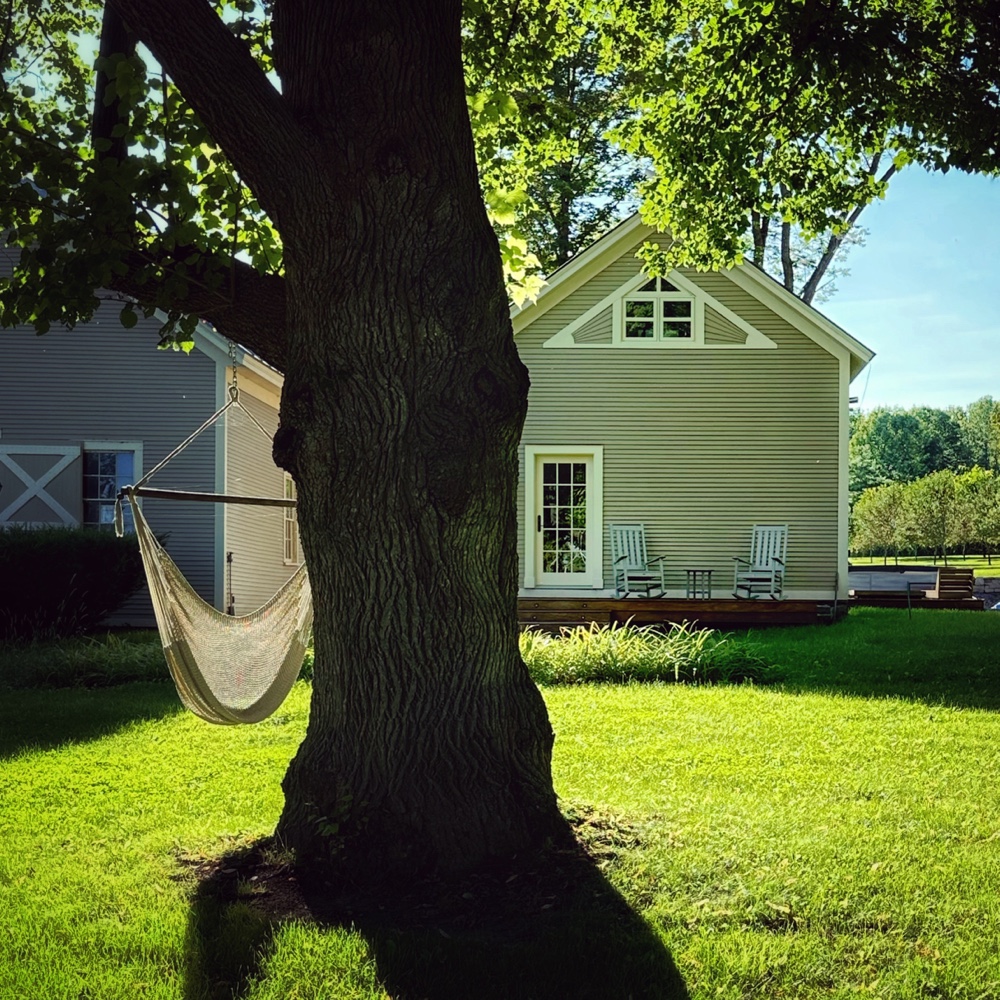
[116,367,312,725]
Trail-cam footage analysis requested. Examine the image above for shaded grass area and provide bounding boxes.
[3,609,1000,997]
[0,629,167,690]
[744,605,1000,710]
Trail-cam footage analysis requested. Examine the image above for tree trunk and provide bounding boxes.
[267,0,563,880]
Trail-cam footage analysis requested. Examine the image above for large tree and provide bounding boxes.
[3,0,570,881]
[3,0,998,887]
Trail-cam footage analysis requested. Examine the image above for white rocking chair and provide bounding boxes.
[733,524,788,599]
[610,523,667,597]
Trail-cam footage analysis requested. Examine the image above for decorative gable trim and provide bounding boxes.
[542,268,776,350]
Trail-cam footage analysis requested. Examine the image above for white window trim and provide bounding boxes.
[82,441,144,527]
[523,445,604,590]
[543,269,776,350]
[617,275,703,346]
[283,471,301,566]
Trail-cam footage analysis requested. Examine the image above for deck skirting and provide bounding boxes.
[518,597,846,631]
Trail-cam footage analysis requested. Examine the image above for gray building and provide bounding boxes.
[0,300,299,624]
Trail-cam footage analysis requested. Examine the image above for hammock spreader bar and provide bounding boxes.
[126,486,296,507]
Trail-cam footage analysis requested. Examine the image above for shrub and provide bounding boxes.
[0,525,146,642]
[519,620,777,686]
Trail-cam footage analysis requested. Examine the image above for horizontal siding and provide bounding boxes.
[704,305,747,344]
[0,301,219,621]
[224,391,300,615]
[574,306,613,344]
[516,250,842,595]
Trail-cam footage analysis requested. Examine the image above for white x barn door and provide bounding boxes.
[0,445,81,525]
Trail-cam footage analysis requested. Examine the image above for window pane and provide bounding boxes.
[662,300,691,318]
[558,463,571,483]
[625,321,654,339]
[639,278,657,292]
[572,464,586,485]
[625,300,654,318]
[99,503,115,524]
[662,320,692,338]
[98,476,117,499]
[84,453,99,475]
[98,453,116,476]
[116,452,134,479]
[557,484,570,505]
[543,484,556,507]
[543,463,557,485]
[660,279,679,292]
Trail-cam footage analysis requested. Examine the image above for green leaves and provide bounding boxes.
[119,303,138,329]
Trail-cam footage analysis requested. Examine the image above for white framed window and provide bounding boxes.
[283,472,300,565]
[621,276,700,343]
[83,441,142,532]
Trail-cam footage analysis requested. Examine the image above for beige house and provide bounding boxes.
[512,216,874,602]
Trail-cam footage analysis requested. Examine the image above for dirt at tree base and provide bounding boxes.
[175,805,650,940]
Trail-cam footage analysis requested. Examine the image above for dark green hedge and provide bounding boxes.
[0,526,146,642]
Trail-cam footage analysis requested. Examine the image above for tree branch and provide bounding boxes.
[780,218,794,292]
[107,247,288,369]
[91,4,134,161]
[799,158,897,304]
[107,0,311,224]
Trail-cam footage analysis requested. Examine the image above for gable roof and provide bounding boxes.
[511,214,875,381]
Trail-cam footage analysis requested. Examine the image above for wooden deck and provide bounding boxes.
[518,597,847,631]
[849,590,984,611]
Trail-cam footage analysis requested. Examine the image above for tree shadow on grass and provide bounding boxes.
[0,682,182,759]
[182,810,689,1000]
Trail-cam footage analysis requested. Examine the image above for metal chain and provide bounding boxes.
[228,339,239,402]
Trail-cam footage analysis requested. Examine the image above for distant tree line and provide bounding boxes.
[849,398,1000,564]
[851,468,1000,565]
[850,397,1000,502]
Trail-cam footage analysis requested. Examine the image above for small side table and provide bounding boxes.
[685,568,713,600]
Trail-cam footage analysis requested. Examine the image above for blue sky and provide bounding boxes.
[820,166,1000,412]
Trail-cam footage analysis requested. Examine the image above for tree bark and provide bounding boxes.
[112,0,564,882]
[267,0,563,878]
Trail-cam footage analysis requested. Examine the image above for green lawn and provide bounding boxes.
[2,608,1000,998]
[851,553,1000,577]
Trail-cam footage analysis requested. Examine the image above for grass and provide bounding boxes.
[2,607,1000,998]
[0,630,167,690]
[851,553,1000,577]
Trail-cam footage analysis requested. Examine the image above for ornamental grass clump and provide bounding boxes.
[519,620,775,686]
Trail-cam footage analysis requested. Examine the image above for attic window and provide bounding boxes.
[621,276,697,342]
